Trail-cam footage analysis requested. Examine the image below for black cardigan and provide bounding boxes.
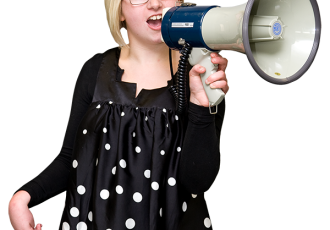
[13,50,226,208]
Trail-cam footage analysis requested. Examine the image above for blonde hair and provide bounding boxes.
[104,0,184,48]
[104,0,128,48]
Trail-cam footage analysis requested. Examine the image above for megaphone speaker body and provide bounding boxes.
[161,0,321,85]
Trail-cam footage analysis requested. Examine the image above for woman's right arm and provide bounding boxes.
[8,53,103,229]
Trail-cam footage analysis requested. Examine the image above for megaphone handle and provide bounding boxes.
[198,52,225,108]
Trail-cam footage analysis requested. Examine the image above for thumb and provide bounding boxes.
[35,223,42,230]
[189,64,206,78]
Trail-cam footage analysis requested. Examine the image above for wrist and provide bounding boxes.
[189,94,203,107]
[11,190,31,206]
[190,92,211,108]
[189,98,200,106]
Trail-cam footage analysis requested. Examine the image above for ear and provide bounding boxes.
[120,13,125,22]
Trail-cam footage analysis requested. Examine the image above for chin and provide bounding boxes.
[153,40,166,46]
[148,36,164,45]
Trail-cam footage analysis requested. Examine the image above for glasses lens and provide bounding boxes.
[130,0,148,5]
[130,0,179,5]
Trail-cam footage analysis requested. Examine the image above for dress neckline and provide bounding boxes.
[114,47,175,99]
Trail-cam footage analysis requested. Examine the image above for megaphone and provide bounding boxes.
[161,0,321,113]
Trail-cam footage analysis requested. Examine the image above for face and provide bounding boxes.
[120,0,177,45]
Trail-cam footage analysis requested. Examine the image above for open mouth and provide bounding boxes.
[146,14,162,29]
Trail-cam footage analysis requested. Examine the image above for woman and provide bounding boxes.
[9,0,229,229]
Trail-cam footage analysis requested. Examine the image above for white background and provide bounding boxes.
[1,0,329,229]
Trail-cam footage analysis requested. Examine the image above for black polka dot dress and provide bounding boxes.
[59,47,213,230]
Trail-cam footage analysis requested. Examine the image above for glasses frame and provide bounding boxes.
[129,0,182,6]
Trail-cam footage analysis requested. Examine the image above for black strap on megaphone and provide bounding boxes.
[168,43,192,115]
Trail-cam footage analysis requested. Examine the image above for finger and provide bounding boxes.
[224,85,229,94]
[210,53,228,72]
[209,80,227,89]
[205,71,226,85]
[209,80,229,94]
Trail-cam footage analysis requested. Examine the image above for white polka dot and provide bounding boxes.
[136,107,138,110]
[160,208,162,217]
[96,158,99,166]
[121,112,125,116]
[151,182,159,190]
[77,185,86,195]
[100,189,110,200]
[182,202,187,212]
[192,194,197,198]
[177,147,181,152]
[73,160,78,168]
[160,150,165,155]
[109,101,113,104]
[204,218,212,228]
[133,192,142,202]
[175,115,179,120]
[120,159,126,168]
[105,143,111,150]
[96,104,101,109]
[112,166,116,175]
[145,116,148,121]
[168,177,176,186]
[103,127,107,133]
[70,207,79,217]
[163,108,166,113]
[62,222,70,230]
[116,185,123,194]
[144,169,150,178]
[135,146,141,153]
[77,222,87,230]
[125,218,135,229]
[88,211,93,222]
[132,132,136,137]
[83,129,87,134]
[166,124,168,127]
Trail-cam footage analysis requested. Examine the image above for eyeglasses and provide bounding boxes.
[129,0,182,6]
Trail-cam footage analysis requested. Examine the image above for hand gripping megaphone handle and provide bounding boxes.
[188,48,225,113]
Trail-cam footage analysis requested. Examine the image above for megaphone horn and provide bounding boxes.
[243,0,321,85]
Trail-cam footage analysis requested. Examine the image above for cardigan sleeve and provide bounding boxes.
[178,99,225,194]
[13,53,103,208]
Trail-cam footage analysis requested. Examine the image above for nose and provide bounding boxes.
[147,0,162,10]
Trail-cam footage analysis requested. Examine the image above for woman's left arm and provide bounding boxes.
[178,53,228,194]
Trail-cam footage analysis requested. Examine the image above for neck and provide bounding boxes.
[121,41,169,65]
